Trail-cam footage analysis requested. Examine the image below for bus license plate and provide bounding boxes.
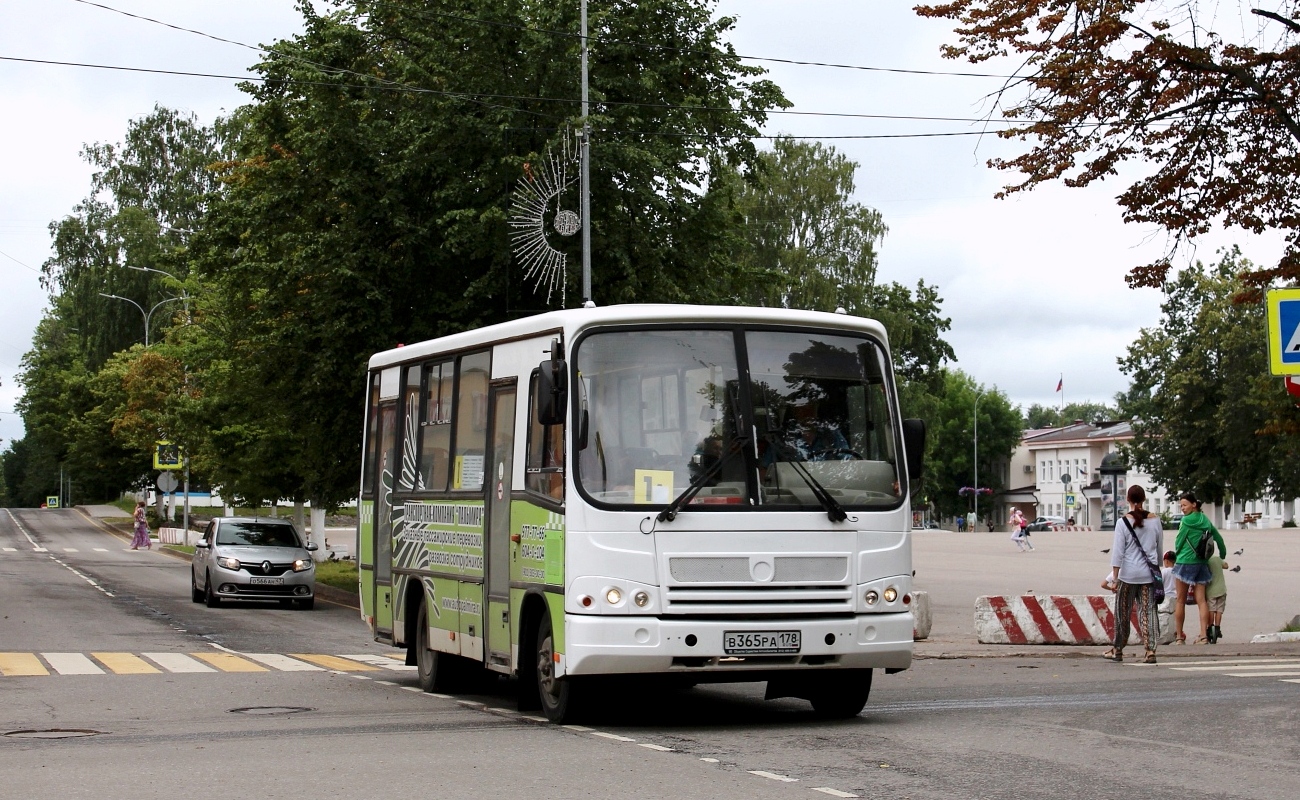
[722,630,800,655]
[249,577,283,585]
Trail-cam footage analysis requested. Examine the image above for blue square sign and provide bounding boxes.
[1267,289,1300,374]
[1282,300,1300,364]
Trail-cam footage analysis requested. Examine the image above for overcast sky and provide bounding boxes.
[0,0,1287,449]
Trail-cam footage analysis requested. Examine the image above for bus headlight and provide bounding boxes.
[883,586,898,603]
[864,590,879,606]
[633,591,650,608]
[605,588,623,605]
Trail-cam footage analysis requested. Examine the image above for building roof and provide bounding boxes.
[1022,420,1132,448]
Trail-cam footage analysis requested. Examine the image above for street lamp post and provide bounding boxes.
[98,293,184,348]
[974,390,984,528]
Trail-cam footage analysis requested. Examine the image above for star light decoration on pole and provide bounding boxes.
[508,129,581,306]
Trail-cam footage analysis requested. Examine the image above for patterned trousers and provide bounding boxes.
[1114,581,1160,651]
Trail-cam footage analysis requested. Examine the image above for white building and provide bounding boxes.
[997,421,1290,530]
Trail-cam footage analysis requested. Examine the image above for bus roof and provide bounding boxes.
[367,304,890,370]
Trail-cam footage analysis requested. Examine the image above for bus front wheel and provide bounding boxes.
[536,614,581,723]
[808,668,873,719]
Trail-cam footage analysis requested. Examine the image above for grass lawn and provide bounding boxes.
[315,560,359,593]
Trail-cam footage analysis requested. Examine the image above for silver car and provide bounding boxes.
[191,517,317,609]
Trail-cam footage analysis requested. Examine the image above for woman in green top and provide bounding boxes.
[1172,491,1227,644]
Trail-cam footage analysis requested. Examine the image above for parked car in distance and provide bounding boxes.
[1026,515,1067,532]
[191,517,317,609]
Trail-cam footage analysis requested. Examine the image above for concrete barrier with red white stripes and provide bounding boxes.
[975,594,1173,645]
[1048,525,1092,532]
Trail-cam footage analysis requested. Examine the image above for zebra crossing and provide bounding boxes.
[0,651,416,677]
[1139,656,1300,684]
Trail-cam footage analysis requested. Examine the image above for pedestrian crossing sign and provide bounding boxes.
[1267,288,1300,375]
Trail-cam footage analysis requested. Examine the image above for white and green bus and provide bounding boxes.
[357,304,925,722]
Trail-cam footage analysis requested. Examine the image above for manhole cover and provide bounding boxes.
[228,706,313,716]
[4,729,103,739]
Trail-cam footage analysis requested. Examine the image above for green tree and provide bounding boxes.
[1118,247,1300,504]
[7,106,225,505]
[921,370,1022,519]
[1024,401,1118,429]
[914,1,1300,287]
[189,0,789,509]
[730,139,887,310]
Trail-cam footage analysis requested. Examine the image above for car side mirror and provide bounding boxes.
[305,543,319,552]
[537,351,567,426]
[194,540,209,549]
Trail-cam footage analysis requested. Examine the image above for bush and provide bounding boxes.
[1283,519,1297,528]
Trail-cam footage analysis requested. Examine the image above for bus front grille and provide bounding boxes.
[663,585,852,616]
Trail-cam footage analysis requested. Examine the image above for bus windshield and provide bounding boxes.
[574,326,902,511]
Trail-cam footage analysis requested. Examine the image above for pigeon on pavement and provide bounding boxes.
[1233,548,1244,556]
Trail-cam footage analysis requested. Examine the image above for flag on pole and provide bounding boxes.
[1055,376,1063,393]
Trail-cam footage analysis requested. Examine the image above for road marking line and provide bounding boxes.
[336,653,418,671]
[521,715,548,723]
[401,686,423,692]
[42,653,105,675]
[374,680,396,686]
[1170,663,1300,671]
[562,725,593,732]
[93,652,160,674]
[93,548,108,552]
[749,771,797,782]
[289,653,379,671]
[1224,671,1300,678]
[1281,679,1300,684]
[591,731,635,742]
[700,758,720,763]
[0,653,50,676]
[638,743,673,751]
[428,693,450,699]
[33,547,48,552]
[457,700,484,708]
[812,788,859,798]
[3,547,17,552]
[63,548,78,552]
[1155,658,1300,666]
[191,652,267,672]
[240,653,324,671]
[143,653,216,673]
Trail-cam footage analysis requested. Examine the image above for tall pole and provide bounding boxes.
[580,0,592,305]
[974,391,983,527]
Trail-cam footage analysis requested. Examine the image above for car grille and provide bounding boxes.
[240,562,293,577]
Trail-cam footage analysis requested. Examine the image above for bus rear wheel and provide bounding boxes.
[536,614,582,723]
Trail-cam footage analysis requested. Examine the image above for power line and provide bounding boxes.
[1,55,1026,129]
[0,248,41,273]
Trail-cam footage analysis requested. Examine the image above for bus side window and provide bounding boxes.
[419,361,453,491]
[527,371,565,502]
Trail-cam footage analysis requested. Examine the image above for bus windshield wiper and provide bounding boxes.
[656,435,749,523]
[762,433,848,523]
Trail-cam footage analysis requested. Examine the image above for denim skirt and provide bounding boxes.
[1172,562,1212,585]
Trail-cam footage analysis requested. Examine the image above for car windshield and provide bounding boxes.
[574,326,902,511]
[216,522,301,547]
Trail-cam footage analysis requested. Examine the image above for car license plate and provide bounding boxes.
[249,577,283,585]
[722,630,800,655]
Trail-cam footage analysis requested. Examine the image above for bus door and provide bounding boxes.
[373,395,398,637]
[483,380,517,671]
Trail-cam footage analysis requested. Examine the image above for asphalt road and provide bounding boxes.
[2,509,1298,800]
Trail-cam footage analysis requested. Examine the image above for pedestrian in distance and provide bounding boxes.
[1009,507,1033,551]
[1159,550,1177,616]
[130,500,151,550]
[1205,552,1231,643]
[1103,484,1164,663]
[1172,491,1227,645]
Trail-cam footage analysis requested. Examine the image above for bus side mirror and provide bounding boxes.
[902,418,925,486]
[537,358,567,426]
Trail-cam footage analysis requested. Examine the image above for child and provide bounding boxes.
[1159,551,1177,615]
[1205,552,1230,643]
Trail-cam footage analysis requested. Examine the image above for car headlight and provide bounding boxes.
[217,556,241,570]
[293,558,313,572]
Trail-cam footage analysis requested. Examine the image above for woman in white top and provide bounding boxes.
[1102,484,1164,664]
